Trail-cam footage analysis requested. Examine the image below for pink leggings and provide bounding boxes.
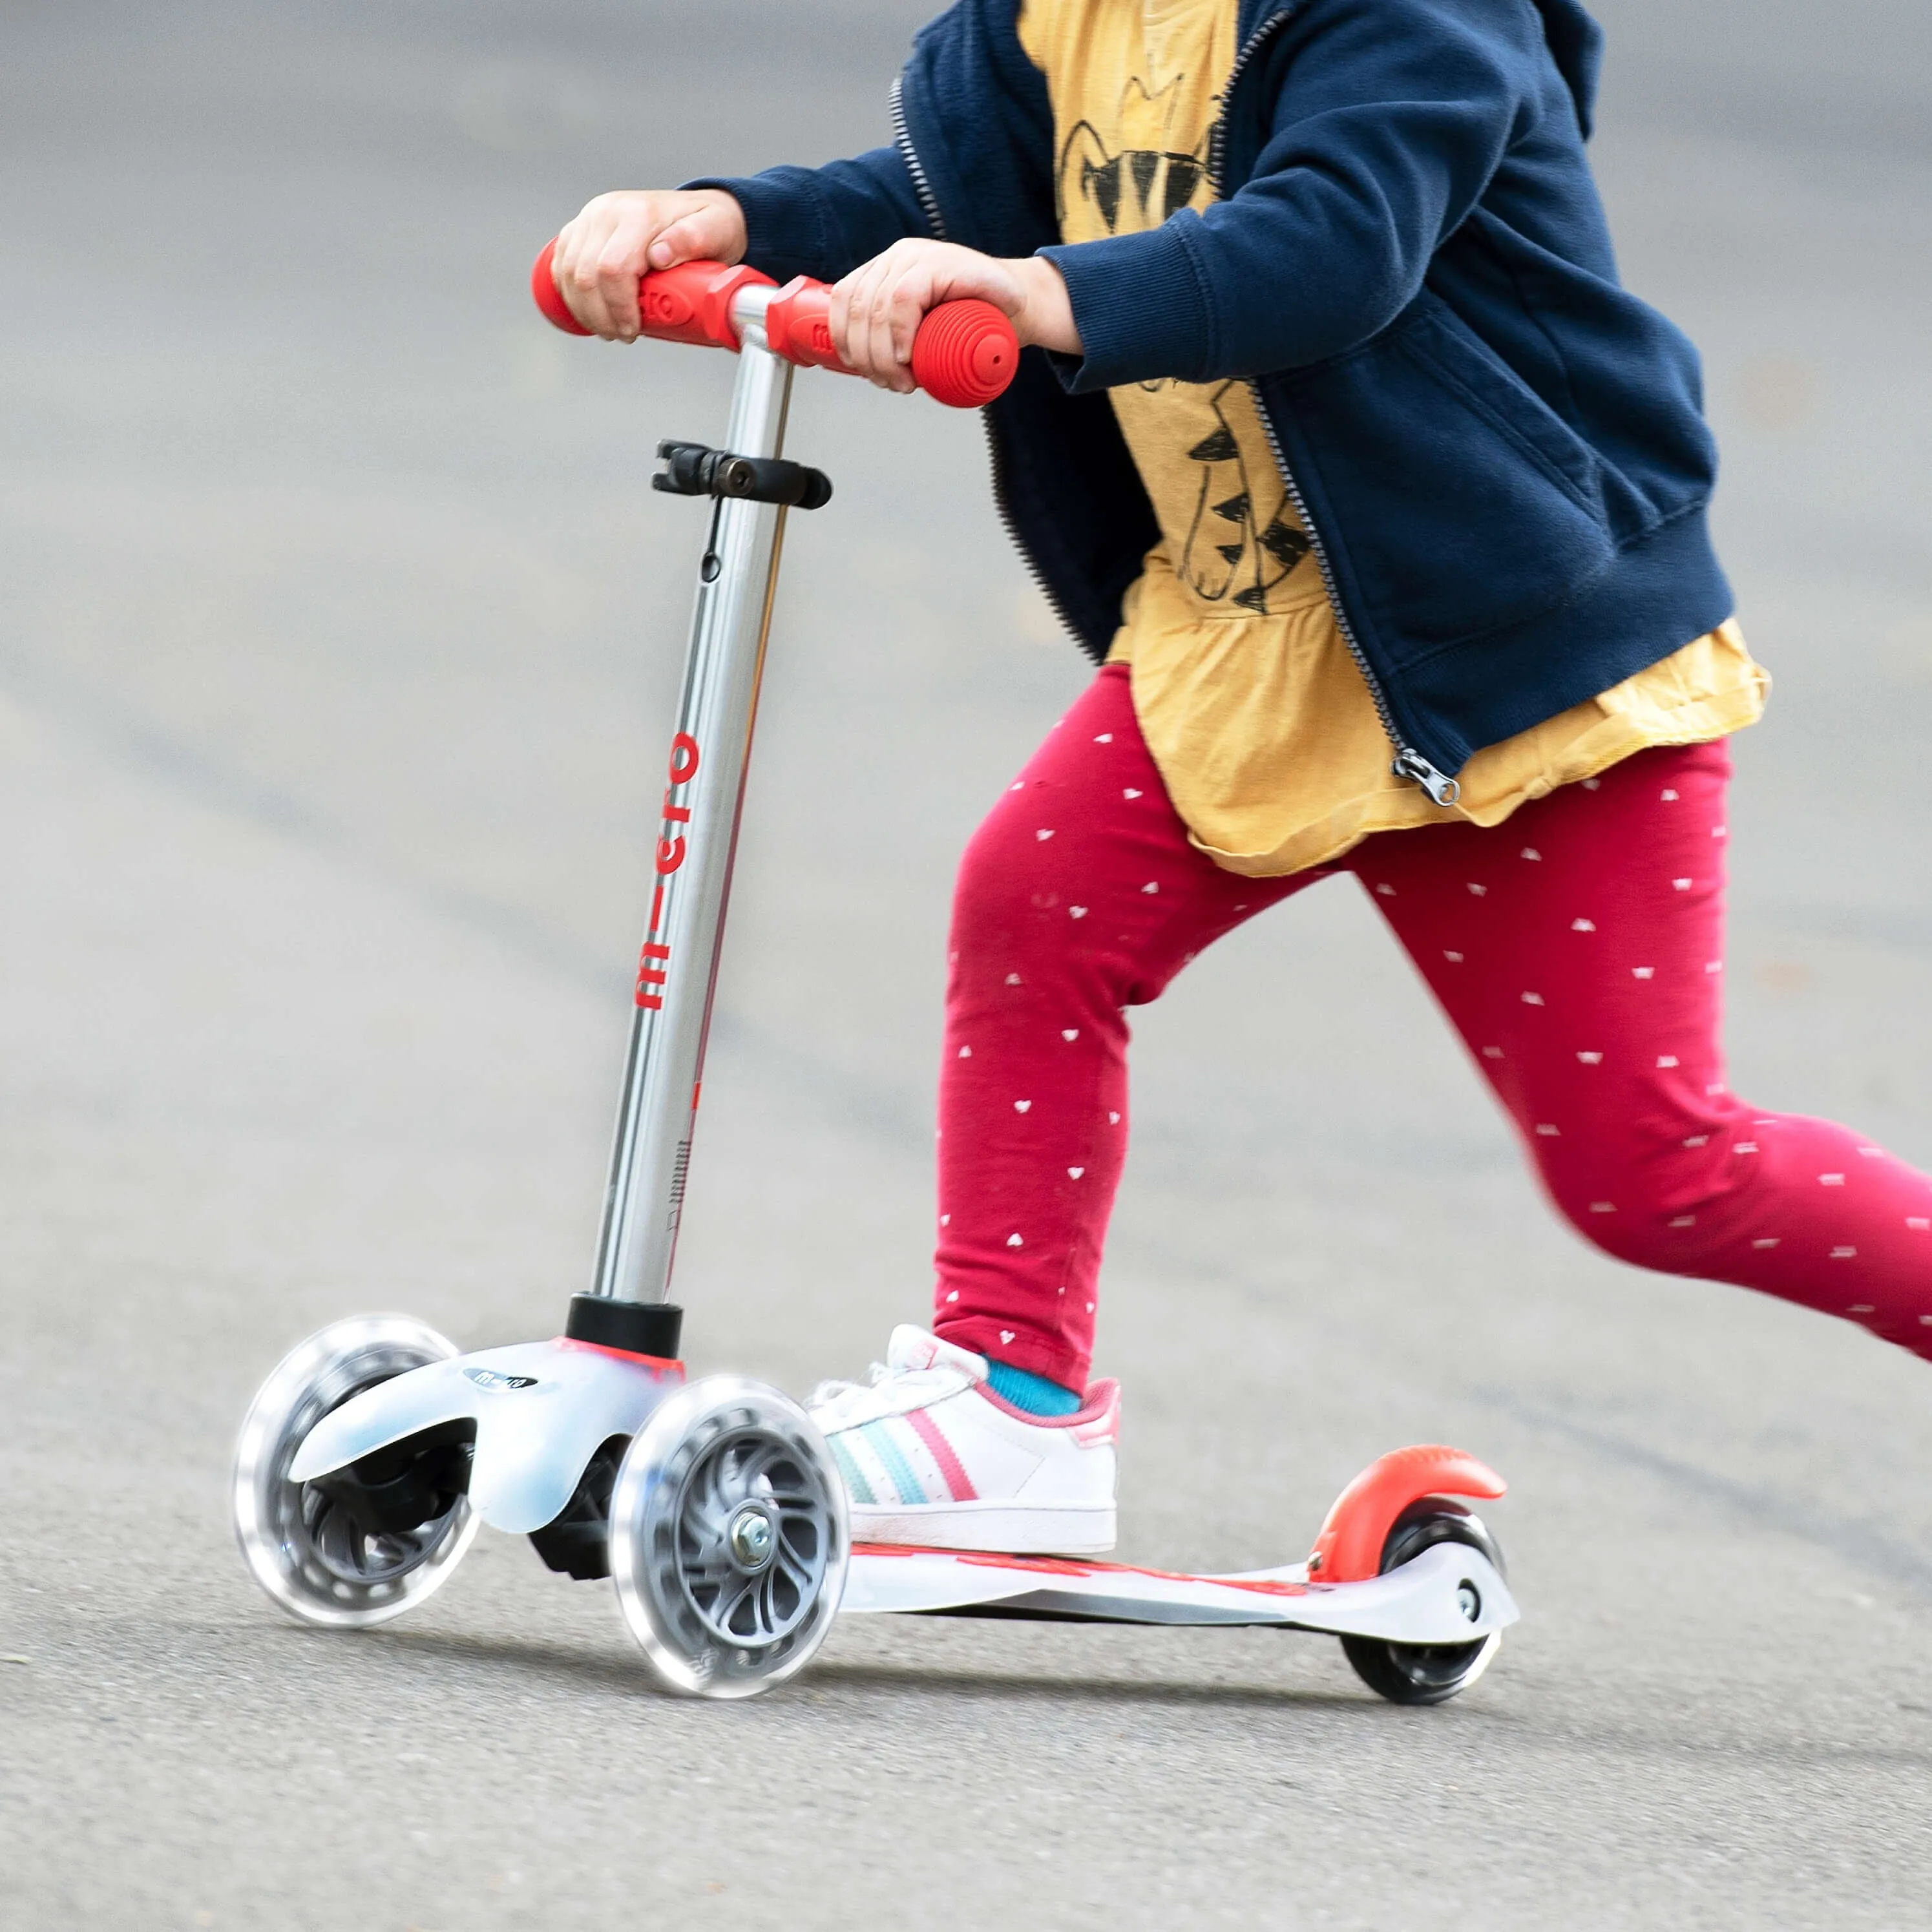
[934,664,1932,1389]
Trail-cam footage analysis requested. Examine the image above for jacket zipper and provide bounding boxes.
[897,35,1460,788]
[892,76,1093,653]
[888,77,948,243]
[1210,7,1461,804]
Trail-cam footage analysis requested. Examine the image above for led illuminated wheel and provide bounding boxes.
[1340,1500,1506,1706]
[609,1376,848,1699]
[231,1316,478,1629]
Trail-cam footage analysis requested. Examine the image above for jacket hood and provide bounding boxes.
[1530,0,1604,139]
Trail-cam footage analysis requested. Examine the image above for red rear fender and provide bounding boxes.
[1308,1445,1507,1583]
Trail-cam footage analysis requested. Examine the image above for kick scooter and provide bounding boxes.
[230,243,1519,1704]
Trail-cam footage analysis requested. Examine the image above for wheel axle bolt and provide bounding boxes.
[1457,1581,1481,1622]
[730,1507,775,1569]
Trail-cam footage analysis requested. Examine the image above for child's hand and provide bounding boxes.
[549,190,748,341]
[830,240,1078,393]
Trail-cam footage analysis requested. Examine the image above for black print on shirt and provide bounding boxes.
[1172,382,1312,612]
[1057,98,1312,615]
[1057,116,1208,233]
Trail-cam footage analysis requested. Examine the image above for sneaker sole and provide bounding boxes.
[848,1499,1117,1557]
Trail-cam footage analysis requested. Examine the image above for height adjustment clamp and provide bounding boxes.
[652,440,833,510]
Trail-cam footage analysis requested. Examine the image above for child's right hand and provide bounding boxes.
[549,190,748,341]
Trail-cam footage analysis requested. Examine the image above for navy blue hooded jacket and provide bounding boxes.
[695,0,1734,795]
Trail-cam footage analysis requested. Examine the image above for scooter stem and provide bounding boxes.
[588,297,797,1318]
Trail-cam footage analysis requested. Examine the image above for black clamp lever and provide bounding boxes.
[653,440,833,510]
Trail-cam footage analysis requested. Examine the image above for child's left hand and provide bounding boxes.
[830,240,1079,392]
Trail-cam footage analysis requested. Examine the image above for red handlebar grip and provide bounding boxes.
[633,259,777,350]
[766,279,1017,404]
[764,278,848,373]
[531,242,1019,406]
[532,241,773,349]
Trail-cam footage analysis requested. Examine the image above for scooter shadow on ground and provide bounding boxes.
[346,1621,1464,1718]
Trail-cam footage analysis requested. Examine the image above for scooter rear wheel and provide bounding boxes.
[231,1316,479,1629]
[1340,1499,1506,1706]
[609,1376,848,1699]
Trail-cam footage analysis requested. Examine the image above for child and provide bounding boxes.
[550,0,1932,1555]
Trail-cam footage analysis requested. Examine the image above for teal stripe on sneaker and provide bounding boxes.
[861,1419,926,1506]
[830,1434,876,1506]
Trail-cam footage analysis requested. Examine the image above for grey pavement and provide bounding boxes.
[3,2,1931,1926]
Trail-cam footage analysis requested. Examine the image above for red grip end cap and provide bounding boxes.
[910,299,1018,408]
[531,239,590,336]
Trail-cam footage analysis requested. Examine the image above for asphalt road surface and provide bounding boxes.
[5,3,1931,1926]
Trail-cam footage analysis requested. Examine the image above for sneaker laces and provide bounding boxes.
[806,1358,889,1411]
[807,1359,960,1429]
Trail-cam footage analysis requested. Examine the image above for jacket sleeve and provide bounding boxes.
[682,147,931,286]
[1040,0,1550,390]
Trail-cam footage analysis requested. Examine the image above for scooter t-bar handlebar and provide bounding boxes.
[530,239,1018,409]
[547,225,1014,1321]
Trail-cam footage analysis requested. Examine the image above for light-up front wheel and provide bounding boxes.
[231,1316,478,1629]
[609,1376,847,1698]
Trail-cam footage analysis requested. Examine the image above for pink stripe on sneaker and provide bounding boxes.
[906,1407,978,1501]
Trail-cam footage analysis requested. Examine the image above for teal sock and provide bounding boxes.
[983,1359,1082,1417]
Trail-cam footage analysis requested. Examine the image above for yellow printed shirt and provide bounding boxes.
[1018,0,1768,877]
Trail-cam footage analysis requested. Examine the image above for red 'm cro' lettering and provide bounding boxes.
[635,941,669,1011]
[636,733,702,1011]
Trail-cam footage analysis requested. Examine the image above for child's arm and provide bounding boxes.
[1036,0,1558,390]
[809,0,1560,395]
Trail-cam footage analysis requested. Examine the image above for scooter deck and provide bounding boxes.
[843,1540,1517,1645]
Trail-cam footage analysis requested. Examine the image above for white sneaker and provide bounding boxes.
[807,1326,1118,1555]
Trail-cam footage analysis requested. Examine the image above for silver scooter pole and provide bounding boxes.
[525,247,1018,1359]
[589,294,796,1328]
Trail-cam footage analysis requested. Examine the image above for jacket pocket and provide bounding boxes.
[1277,297,1621,660]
